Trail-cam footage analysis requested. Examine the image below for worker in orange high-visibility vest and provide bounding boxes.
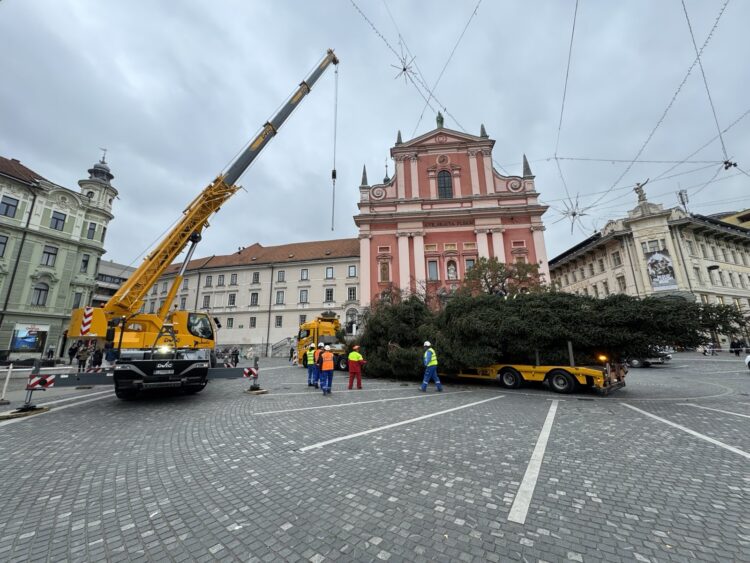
[312,342,324,389]
[317,345,335,395]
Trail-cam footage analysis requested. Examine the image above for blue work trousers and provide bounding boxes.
[321,370,333,393]
[421,365,443,391]
[307,364,316,385]
[312,364,321,386]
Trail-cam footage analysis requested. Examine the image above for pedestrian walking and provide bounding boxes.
[76,344,90,373]
[68,341,80,365]
[420,341,443,392]
[46,346,55,360]
[289,346,295,364]
[347,345,365,390]
[103,341,118,368]
[312,343,324,388]
[730,338,743,357]
[318,345,335,395]
[305,343,316,386]
[231,347,240,367]
[92,346,103,368]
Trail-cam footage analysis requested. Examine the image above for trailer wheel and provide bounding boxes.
[548,370,576,394]
[498,367,523,389]
[337,356,348,371]
[627,358,644,368]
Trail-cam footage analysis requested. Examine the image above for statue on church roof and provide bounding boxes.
[436,112,444,129]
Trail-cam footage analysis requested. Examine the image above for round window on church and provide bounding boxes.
[86,191,94,198]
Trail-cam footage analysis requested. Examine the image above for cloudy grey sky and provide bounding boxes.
[1,0,748,266]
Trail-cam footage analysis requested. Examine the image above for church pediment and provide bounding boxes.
[398,127,488,149]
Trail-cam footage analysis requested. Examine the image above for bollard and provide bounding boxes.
[0,363,12,405]
[243,356,267,395]
[250,356,260,391]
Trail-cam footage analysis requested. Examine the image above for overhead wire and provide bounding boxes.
[583,0,731,212]
[652,106,750,181]
[352,0,512,175]
[410,0,483,137]
[680,0,728,160]
[552,0,580,226]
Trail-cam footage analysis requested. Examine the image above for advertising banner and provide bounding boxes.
[10,323,49,352]
[644,250,678,291]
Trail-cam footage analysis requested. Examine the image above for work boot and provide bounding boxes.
[420,386,426,392]
[437,386,443,392]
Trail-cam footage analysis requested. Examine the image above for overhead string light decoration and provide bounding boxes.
[350,0,510,174]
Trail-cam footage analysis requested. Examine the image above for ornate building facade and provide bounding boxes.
[550,192,750,347]
[354,116,550,305]
[0,155,117,359]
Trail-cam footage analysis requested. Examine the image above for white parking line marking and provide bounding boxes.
[263,387,419,397]
[37,390,114,406]
[0,394,115,427]
[257,391,472,415]
[622,404,750,460]
[508,400,559,524]
[677,403,750,419]
[299,395,503,452]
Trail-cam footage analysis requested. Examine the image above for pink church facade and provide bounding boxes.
[354,120,550,306]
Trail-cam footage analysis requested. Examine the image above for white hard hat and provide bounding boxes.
[424,341,431,347]
[309,343,315,348]
[324,345,331,351]
[318,342,324,347]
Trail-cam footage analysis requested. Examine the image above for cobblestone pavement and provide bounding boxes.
[0,353,748,562]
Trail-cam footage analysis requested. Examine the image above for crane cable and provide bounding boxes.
[331,63,339,231]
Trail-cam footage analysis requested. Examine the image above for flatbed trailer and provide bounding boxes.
[453,362,627,395]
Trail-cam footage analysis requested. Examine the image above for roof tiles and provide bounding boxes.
[164,238,359,275]
[0,156,47,184]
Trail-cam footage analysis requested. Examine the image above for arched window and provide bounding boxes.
[31,282,49,306]
[437,170,453,199]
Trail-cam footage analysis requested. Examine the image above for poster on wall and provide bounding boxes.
[10,323,49,353]
[644,250,678,291]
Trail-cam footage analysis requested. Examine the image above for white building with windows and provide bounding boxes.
[550,192,750,348]
[155,238,361,356]
[0,155,117,360]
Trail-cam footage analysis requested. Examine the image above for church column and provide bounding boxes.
[468,149,481,196]
[475,229,490,258]
[413,232,426,284]
[397,232,410,291]
[396,156,406,199]
[359,235,372,306]
[531,226,551,284]
[482,149,494,194]
[428,170,437,199]
[410,155,419,199]
[453,169,462,198]
[491,228,506,263]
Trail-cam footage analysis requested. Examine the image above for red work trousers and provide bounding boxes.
[348,370,362,389]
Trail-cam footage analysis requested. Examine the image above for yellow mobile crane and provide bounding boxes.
[67,49,339,398]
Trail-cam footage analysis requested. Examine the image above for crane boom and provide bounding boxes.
[105,49,339,317]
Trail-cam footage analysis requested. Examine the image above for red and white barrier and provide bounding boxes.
[27,375,55,390]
